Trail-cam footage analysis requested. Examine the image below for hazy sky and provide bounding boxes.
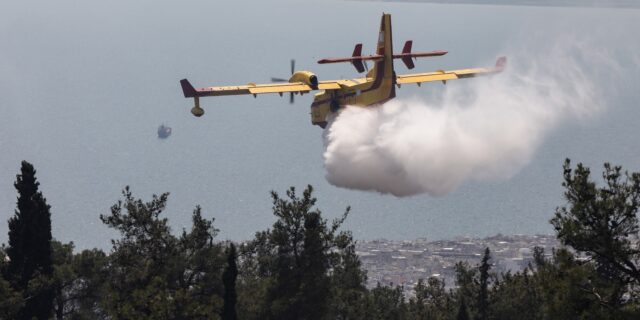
[1,0,639,249]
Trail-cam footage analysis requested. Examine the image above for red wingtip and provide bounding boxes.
[495,56,507,71]
[180,79,197,98]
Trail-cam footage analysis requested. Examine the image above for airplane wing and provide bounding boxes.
[396,56,506,85]
[180,79,341,98]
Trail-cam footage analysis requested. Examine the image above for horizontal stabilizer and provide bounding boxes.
[392,50,447,59]
[318,55,382,64]
[318,41,447,71]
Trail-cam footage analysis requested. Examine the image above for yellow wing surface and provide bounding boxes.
[396,57,506,85]
[180,79,341,98]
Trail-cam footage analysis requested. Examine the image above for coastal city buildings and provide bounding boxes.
[355,234,560,297]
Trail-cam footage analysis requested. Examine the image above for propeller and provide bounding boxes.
[270,59,296,104]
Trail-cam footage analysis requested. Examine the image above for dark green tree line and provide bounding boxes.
[3,159,640,319]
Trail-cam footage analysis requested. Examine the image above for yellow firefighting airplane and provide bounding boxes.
[180,13,506,128]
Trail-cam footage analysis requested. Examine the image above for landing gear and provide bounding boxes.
[191,97,204,117]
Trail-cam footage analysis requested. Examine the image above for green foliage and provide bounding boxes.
[551,159,640,308]
[409,277,453,320]
[456,299,469,320]
[490,269,542,320]
[238,185,363,320]
[221,243,238,320]
[5,159,640,319]
[0,247,23,319]
[369,284,408,320]
[327,230,370,320]
[454,261,478,317]
[50,241,109,320]
[99,187,224,319]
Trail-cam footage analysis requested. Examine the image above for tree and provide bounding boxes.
[410,277,453,320]
[369,284,408,320]
[49,241,109,320]
[238,185,357,320]
[99,187,224,319]
[262,186,335,319]
[454,261,477,317]
[551,159,640,307]
[5,161,54,320]
[490,269,541,320]
[0,246,23,319]
[456,299,469,320]
[476,247,491,320]
[531,248,617,319]
[327,230,369,320]
[221,243,238,320]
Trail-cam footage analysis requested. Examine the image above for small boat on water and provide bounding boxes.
[158,124,172,139]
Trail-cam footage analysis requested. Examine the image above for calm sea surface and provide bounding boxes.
[1,0,639,249]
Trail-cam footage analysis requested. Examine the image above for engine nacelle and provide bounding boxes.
[289,71,319,89]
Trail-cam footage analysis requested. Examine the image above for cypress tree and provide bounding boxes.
[5,161,54,320]
[477,247,491,320]
[457,299,470,320]
[221,243,238,320]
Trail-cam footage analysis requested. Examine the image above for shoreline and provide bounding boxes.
[347,0,640,10]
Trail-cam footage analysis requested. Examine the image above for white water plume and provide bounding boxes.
[323,37,618,197]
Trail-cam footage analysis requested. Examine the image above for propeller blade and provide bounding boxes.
[364,61,369,72]
[289,92,294,104]
[272,59,296,83]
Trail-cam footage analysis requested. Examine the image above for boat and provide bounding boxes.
[158,124,172,139]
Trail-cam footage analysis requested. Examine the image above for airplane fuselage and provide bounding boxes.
[310,14,396,128]
[310,76,396,128]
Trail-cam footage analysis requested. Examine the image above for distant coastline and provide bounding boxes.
[355,233,561,294]
[349,0,640,9]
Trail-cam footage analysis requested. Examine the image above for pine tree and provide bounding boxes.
[551,159,640,307]
[100,188,224,318]
[5,161,54,320]
[247,185,352,319]
[222,243,238,320]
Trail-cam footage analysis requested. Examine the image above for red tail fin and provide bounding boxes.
[401,41,414,69]
[352,43,366,73]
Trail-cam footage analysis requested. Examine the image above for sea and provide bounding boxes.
[1,0,639,249]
